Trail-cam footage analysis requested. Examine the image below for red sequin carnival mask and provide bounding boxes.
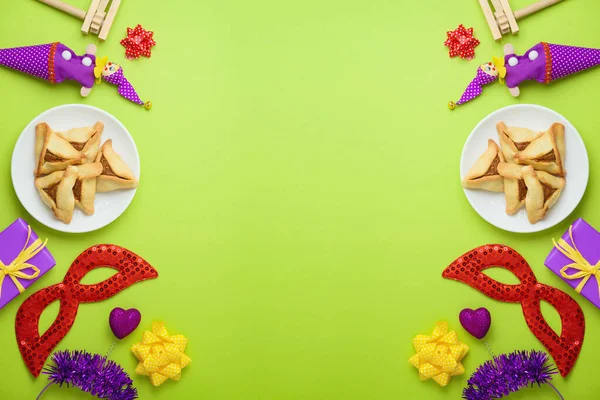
[15,245,158,377]
[442,244,584,377]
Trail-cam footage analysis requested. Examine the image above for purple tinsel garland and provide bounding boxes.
[463,350,561,400]
[40,350,137,400]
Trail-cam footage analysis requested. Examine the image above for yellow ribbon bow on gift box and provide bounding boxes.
[553,226,600,296]
[0,226,46,298]
[131,321,191,386]
[408,321,469,387]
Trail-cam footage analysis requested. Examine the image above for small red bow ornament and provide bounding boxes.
[444,24,480,60]
[120,24,156,60]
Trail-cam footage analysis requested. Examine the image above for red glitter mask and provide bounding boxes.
[442,244,584,377]
[15,244,158,377]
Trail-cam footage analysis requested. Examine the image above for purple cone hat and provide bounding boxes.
[98,59,151,110]
[0,42,96,88]
[449,60,502,109]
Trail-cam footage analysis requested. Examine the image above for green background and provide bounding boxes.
[0,0,599,398]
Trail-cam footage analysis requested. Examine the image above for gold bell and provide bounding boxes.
[448,101,456,110]
[144,101,152,110]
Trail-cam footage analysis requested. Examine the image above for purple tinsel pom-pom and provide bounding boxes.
[43,350,137,400]
[463,350,557,400]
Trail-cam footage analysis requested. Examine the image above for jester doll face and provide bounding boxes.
[102,61,121,77]
[480,61,499,77]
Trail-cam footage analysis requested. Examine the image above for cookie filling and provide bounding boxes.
[100,156,118,177]
[514,142,530,151]
[518,179,527,201]
[483,156,500,177]
[45,151,65,162]
[70,142,86,151]
[43,184,59,201]
[534,151,556,162]
[542,183,556,202]
[73,180,82,201]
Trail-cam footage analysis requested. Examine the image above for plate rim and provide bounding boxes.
[460,103,589,233]
[11,104,140,234]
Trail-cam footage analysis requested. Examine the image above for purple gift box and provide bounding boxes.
[545,218,600,309]
[0,218,55,310]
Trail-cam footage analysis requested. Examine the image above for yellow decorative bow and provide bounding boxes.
[0,226,46,299]
[553,226,600,296]
[131,321,192,386]
[408,322,468,387]
[94,56,108,84]
[492,56,507,84]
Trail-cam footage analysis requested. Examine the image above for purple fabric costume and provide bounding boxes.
[456,66,498,105]
[0,42,96,88]
[504,42,600,88]
[102,68,144,105]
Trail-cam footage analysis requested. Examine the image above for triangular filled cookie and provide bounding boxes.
[496,122,544,164]
[522,166,565,224]
[461,139,505,192]
[35,170,64,216]
[72,162,103,215]
[35,123,85,176]
[35,167,78,224]
[95,140,138,192]
[497,162,527,215]
[55,122,104,163]
[514,123,566,177]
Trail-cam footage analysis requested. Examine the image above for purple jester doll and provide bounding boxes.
[0,42,151,109]
[449,42,600,109]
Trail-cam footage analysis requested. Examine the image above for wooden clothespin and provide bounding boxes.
[478,0,565,40]
[35,0,122,41]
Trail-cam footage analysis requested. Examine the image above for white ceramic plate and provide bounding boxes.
[11,104,140,233]
[460,104,588,233]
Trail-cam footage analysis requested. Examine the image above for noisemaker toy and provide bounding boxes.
[35,0,122,41]
[0,42,151,109]
[449,42,600,109]
[478,0,565,41]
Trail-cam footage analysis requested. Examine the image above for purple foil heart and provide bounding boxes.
[109,307,141,339]
[459,307,491,339]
